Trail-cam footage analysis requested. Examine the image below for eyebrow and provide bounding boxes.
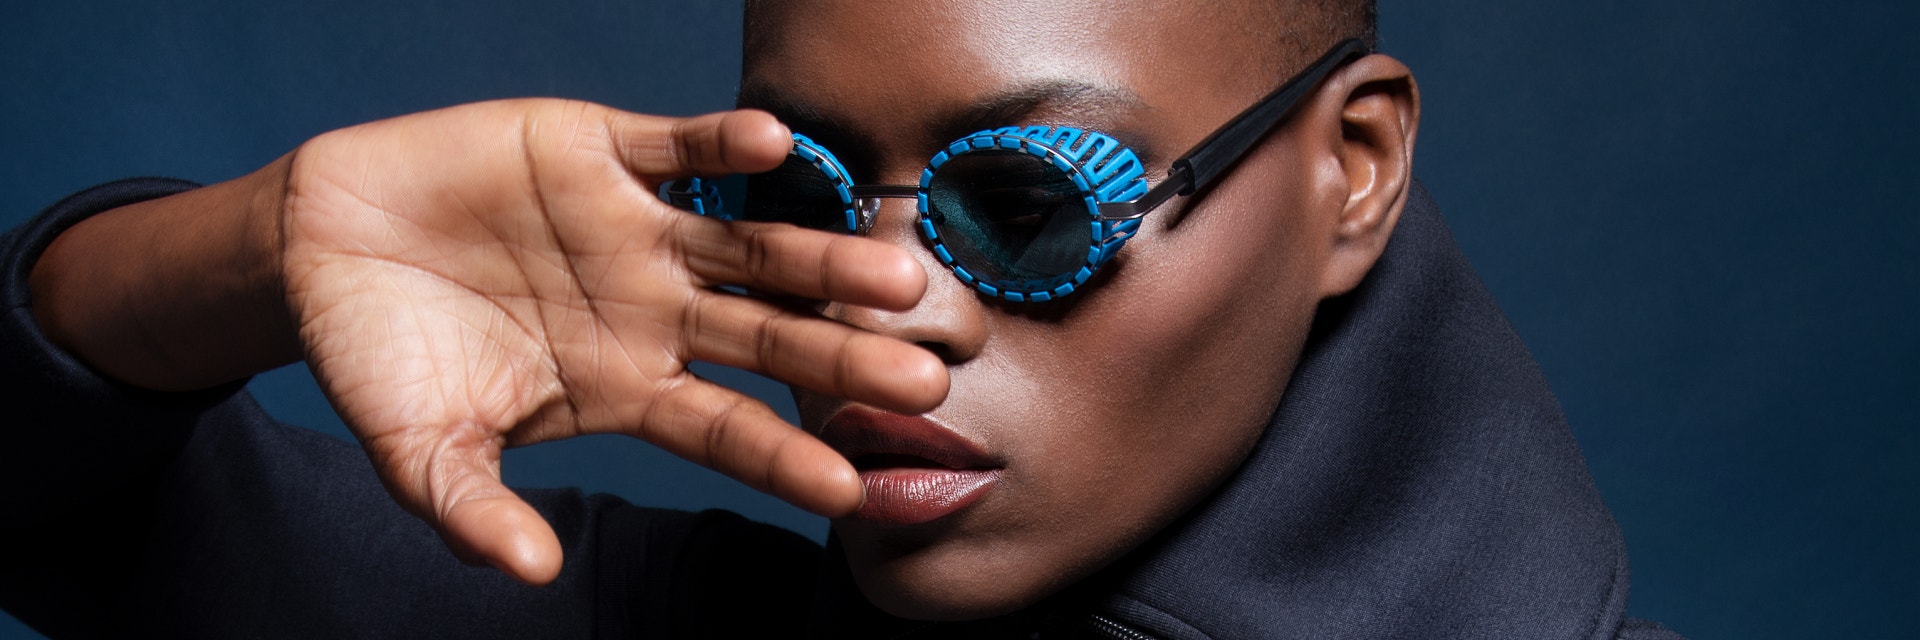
[736,83,842,142]
[931,80,1149,144]
[736,80,1157,172]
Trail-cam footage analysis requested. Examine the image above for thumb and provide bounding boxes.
[374,431,564,585]
[442,490,563,586]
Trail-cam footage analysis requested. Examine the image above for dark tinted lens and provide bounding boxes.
[742,155,851,232]
[927,151,1088,284]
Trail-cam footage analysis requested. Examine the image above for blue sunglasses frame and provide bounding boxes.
[664,38,1370,302]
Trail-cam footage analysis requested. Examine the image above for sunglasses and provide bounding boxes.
[663,39,1369,303]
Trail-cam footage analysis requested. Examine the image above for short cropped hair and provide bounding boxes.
[743,1,1379,78]
[1262,0,1380,61]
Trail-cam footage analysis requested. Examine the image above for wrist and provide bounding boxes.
[29,156,303,390]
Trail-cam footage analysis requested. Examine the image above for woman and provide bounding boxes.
[2,1,1682,638]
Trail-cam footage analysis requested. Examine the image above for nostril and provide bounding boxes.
[916,340,960,365]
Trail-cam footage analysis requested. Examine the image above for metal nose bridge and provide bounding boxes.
[847,185,919,199]
[847,185,921,235]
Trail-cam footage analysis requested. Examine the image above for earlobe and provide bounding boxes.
[1317,54,1420,298]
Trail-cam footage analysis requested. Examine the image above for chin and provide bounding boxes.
[852,562,1043,621]
[839,530,1066,621]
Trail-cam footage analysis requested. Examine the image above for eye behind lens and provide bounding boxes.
[916,127,1154,302]
[925,149,1095,288]
[743,147,858,234]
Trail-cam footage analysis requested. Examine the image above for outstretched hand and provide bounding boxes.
[277,100,944,584]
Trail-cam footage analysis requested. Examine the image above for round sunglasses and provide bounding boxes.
[663,39,1368,303]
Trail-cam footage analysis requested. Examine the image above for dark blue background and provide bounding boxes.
[3,1,1914,637]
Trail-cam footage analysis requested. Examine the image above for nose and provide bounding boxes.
[829,196,988,365]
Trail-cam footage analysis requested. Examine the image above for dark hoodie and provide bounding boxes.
[0,179,1682,639]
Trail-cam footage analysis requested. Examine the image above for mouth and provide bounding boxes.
[818,406,1003,526]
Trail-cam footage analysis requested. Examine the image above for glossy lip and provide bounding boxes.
[818,406,1004,526]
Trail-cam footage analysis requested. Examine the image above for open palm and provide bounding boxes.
[275,100,944,584]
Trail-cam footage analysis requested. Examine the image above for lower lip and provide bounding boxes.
[853,468,1000,526]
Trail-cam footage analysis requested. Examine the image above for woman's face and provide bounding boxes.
[744,1,1350,619]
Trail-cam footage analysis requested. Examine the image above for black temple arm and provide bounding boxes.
[1097,39,1369,222]
[1175,39,1369,194]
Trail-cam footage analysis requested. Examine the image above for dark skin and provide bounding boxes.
[26,0,1416,623]
[750,1,1419,619]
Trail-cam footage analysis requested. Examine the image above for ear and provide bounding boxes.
[1314,54,1420,299]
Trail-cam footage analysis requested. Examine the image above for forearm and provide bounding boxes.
[28,154,300,391]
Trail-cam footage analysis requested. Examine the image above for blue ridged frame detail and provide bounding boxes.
[916,126,1150,302]
[663,176,725,218]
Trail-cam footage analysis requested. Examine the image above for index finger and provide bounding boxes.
[604,108,792,179]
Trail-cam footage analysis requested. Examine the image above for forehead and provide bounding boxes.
[741,1,1281,166]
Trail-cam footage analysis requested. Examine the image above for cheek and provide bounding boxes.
[810,139,1332,619]
[1045,142,1327,470]
[971,140,1328,585]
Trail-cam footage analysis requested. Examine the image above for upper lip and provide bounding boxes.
[817,406,1002,470]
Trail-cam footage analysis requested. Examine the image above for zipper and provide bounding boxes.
[872,611,1163,640]
[1081,613,1160,640]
